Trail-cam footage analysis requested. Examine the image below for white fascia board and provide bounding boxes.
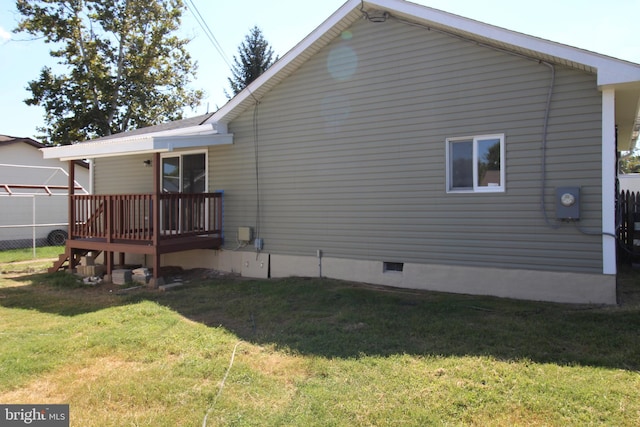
[152,134,233,152]
[42,137,158,160]
[42,132,233,161]
[41,123,220,160]
[145,122,218,137]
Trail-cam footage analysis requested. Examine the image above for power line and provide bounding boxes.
[184,0,260,106]
[184,0,233,70]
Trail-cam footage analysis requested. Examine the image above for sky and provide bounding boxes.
[1,0,639,140]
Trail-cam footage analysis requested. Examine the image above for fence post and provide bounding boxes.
[32,195,36,258]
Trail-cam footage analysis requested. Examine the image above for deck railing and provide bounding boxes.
[70,192,223,243]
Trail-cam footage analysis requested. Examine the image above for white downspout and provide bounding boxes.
[602,88,616,275]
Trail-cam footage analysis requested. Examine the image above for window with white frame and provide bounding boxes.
[160,150,208,233]
[446,134,505,193]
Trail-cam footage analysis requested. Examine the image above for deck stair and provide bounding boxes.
[48,250,70,273]
[48,249,99,273]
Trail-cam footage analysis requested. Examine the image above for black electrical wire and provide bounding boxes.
[253,101,261,250]
[387,11,622,245]
[185,0,233,70]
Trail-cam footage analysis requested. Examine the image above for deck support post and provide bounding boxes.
[67,161,77,272]
[105,251,113,281]
[151,152,162,286]
[105,195,113,279]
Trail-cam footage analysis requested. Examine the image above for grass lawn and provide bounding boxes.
[0,246,63,263]
[0,261,639,426]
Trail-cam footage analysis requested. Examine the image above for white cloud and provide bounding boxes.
[0,26,11,44]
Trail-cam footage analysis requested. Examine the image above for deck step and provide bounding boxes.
[48,252,70,273]
[48,249,103,274]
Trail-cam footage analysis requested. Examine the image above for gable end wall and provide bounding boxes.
[211,18,603,277]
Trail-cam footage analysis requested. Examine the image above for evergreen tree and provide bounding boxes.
[15,0,203,145]
[227,26,276,97]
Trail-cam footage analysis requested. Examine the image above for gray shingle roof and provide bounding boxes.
[91,112,215,142]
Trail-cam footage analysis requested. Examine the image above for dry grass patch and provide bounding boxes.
[0,357,142,403]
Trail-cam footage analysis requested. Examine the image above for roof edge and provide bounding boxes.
[207,0,362,125]
[208,0,640,128]
[369,0,640,86]
[41,125,230,160]
[1,135,89,168]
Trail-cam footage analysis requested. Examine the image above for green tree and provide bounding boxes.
[15,0,203,145]
[226,26,276,98]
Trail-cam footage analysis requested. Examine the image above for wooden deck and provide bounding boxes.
[53,192,224,283]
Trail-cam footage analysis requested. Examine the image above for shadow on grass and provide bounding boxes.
[1,272,125,316]
[2,268,640,370]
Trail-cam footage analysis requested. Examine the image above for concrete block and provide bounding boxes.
[76,264,106,277]
[81,256,95,266]
[132,274,150,284]
[112,269,132,285]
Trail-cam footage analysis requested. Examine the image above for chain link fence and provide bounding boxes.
[0,163,88,258]
[0,193,69,257]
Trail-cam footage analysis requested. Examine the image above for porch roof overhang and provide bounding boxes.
[41,123,233,161]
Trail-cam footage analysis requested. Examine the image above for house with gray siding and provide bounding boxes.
[43,0,640,304]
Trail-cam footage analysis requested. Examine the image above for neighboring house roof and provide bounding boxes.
[43,0,640,160]
[0,135,45,149]
[1,134,89,169]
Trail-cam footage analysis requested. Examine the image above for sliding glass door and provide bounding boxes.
[161,152,207,233]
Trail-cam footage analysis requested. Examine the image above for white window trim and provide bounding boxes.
[159,149,209,234]
[446,133,505,193]
[160,149,209,192]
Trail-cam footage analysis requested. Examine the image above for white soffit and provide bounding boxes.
[42,132,233,161]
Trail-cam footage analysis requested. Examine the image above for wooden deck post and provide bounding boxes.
[67,161,77,272]
[151,152,163,287]
[105,196,113,280]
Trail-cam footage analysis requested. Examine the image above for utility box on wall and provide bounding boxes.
[555,187,580,220]
[238,226,253,242]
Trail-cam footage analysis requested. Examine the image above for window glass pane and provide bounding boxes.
[162,157,180,193]
[182,153,206,193]
[451,140,473,188]
[477,138,501,187]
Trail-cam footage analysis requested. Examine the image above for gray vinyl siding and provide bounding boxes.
[94,154,153,194]
[214,19,602,274]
